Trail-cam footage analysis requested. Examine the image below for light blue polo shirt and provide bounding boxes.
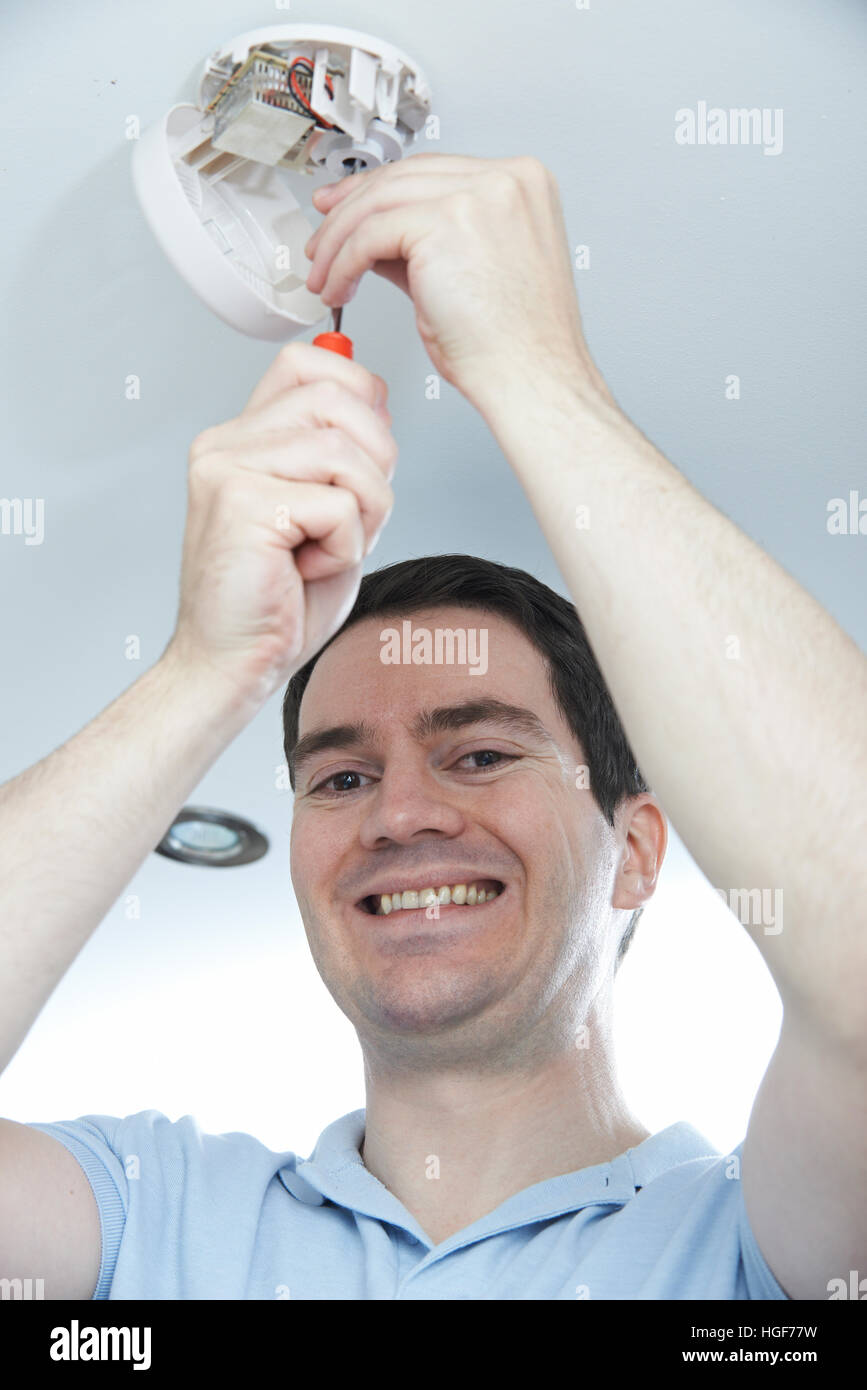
[26,1108,790,1299]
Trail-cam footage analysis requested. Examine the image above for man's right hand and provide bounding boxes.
[165,340,398,704]
[0,342,399,1288]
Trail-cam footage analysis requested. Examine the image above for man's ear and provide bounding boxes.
[611,795,667,911]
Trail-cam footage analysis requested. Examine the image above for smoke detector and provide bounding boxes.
[132,24,432,339]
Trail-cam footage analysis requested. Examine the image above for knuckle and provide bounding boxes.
[485,168,520,200]
[189,428,216,463]
[447,189,477,225]
[277,341,305,371]
[188,451,222,496]
[312,376,345,408]
[218,473,258,514]
[316,425,348,457]
[517,154,548,181]
[334,485,359,521]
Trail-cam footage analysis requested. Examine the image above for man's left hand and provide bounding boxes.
[304,152,608,405]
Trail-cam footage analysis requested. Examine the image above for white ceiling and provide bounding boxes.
[1,0,863,1149]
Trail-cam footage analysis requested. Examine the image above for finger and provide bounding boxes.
[306,172,470,295]
[276,481,367,581]
[203,430,394,543]
[241,340,388,416]
[312,205,435,308]
[310,154,549,237]
[238,379,397,478]
[223,472,367,578]
[309,152,494,215]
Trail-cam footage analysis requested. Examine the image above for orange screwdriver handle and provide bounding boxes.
[312,330,353,358]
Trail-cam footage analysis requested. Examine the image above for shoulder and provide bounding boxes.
[613,1127,790,1299]
[27,1108,299,1204]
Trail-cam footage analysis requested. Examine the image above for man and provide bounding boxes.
[0,155,864,1300]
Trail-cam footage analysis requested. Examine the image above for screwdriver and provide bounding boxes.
[312,158,363,359]
[312,302,353,358]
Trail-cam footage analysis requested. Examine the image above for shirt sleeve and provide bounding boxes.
[26,1115,136,1300]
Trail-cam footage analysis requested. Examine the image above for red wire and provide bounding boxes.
[289,57,336,129]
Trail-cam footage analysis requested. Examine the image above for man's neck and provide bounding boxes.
[358,1034,649,1248]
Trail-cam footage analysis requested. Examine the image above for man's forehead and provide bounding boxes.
[299,607,552,730]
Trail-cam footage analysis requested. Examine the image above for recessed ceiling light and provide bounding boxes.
[156,807,269,867]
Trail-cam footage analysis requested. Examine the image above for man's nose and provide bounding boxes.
[357,762,466,848]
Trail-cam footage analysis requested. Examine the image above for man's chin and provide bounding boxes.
[351,969,503,1043]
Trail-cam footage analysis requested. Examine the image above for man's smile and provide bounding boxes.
[357,878,506,915]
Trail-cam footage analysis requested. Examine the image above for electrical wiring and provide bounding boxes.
[288,56,338,129]
[204,48,339,131]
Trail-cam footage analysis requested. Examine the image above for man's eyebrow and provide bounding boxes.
[410,699,556,745]
[290,700,556,781]
[291,721,379,781]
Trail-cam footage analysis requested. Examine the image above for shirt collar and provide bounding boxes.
[279,1110,719,1249]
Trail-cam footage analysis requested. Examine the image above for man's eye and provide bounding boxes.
[309,752,515,794]
[456,750,516,770]
[312,770,371,795]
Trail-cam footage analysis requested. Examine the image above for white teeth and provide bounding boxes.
[451,884,467,904]
[437,886,451,904]
[400,890,419,909]
[419,888,438,908]
[381,893,392,915]
[466,885,478,905]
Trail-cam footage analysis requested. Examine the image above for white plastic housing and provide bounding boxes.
[131,24,431,340]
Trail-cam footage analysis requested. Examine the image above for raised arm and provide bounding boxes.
[303,151,867,1298]
[0,341,396,1296]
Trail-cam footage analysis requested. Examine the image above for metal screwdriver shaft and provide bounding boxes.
[313,159,362,358]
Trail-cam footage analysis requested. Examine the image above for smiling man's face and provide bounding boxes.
[289,605,637,1065]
